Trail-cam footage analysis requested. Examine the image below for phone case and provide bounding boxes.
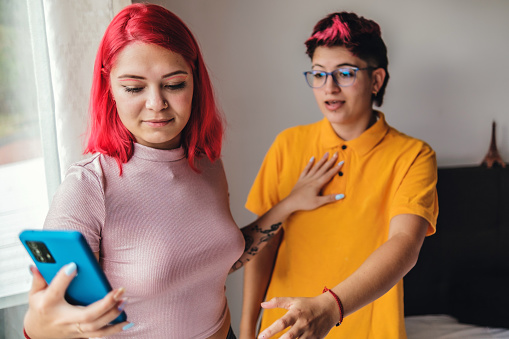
[19,229,127,324]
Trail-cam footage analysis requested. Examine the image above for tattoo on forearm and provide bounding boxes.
[243,222,282,254]
[231,258,250,271]
[244,235,254,252]
[247,246,259,256]
[252,223,281,245]
[232,222,283,272]
[232,259,243,270]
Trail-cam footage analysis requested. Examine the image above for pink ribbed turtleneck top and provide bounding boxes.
[44,143,245,338]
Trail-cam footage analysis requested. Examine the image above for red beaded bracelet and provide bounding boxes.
[23,328,31,339]
[323,286,344,326]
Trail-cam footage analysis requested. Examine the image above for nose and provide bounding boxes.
[324,74,340,94]
[145,88,167,111]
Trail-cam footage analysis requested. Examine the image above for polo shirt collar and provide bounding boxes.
[319,111,390,156]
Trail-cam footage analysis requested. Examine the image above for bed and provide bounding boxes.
[403,165,509,338]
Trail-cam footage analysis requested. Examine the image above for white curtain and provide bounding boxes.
[0,1,131,338]
[31,0,131,199]
[43,0,131,182]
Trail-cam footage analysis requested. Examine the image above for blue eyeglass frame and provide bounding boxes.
[303,66,374,88]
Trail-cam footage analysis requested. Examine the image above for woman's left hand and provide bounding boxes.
[257,293,340,339]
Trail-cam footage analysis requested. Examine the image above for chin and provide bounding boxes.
[323,110,348,122]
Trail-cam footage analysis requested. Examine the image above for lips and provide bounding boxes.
[143,118,174,127]
[325,100,344,111]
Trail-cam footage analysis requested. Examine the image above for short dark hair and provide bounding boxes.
[305,12,390,106]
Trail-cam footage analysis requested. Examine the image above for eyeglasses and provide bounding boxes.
[303,66,374,89]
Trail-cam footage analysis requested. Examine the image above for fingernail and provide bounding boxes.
[335,194,345,200]
[309,156,314,162]
[122,323,134,331]
[337,160,344,166]
[113,287,125,301]
[333,152,338,157]
[28,265,35,275]
[64,262,77,276]
[118,299,128,312]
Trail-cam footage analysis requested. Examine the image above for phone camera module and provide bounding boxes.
[26,241,56,263]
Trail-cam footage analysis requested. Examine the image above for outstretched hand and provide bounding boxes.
[284,152,344,212]
[24,264,131,338]
[257,293,340,339]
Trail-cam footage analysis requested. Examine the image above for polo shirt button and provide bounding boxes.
[338,171,344,176]
[341,145,347,150]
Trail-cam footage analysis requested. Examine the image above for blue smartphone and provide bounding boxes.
[19,229,127,324]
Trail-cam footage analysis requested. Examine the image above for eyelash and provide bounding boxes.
[123,82,187,94]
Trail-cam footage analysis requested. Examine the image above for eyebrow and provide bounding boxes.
[117,70,189,80]
[312,63,359,69]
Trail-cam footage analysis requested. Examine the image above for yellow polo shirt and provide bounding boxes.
[246,112,438,339]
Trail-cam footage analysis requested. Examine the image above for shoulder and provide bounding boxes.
[269,121,322,155]
[74,152,122,173]
[276,120,322,141]
[194,156,227,179]
[385,125,435,157]
[61,153,118,191]
[196,155,224,171]
[381,126,437,190]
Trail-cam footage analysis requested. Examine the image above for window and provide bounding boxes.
[0,0,48,310]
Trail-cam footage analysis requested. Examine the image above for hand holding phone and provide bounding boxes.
[19,229,128,334]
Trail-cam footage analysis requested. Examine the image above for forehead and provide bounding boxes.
[111,42,191,75]
[311,46,367,69]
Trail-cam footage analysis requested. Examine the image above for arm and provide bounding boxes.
[230,153,344,273]
[24,167,132,338]
[258,214,429,339]
[239,229,282,339]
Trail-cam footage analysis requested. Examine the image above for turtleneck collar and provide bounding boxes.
[132,143,186,162]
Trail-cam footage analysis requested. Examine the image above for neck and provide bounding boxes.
[331,111,377,141]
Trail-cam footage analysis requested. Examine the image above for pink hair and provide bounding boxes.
[85,3,224,174]
[310,16,351,43]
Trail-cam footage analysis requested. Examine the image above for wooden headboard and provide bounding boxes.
[404,166,509,328]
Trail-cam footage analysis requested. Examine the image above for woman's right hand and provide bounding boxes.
[282,152,344,212]
[24,263,131,339]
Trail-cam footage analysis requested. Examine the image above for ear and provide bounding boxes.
[372,68,386,94]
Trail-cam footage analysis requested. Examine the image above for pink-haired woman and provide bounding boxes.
[240,12,438,339]
[22,4,344,339]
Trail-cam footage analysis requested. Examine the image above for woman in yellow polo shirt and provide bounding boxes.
[240,11,438,339]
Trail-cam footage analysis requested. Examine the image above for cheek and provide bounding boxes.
[114,101,141,131]
[173,91,194,115]
[349,83,372,101]
[312,89,325,103]
[115,108,132,130]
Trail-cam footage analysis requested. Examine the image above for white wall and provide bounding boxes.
[138,0,509,333]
